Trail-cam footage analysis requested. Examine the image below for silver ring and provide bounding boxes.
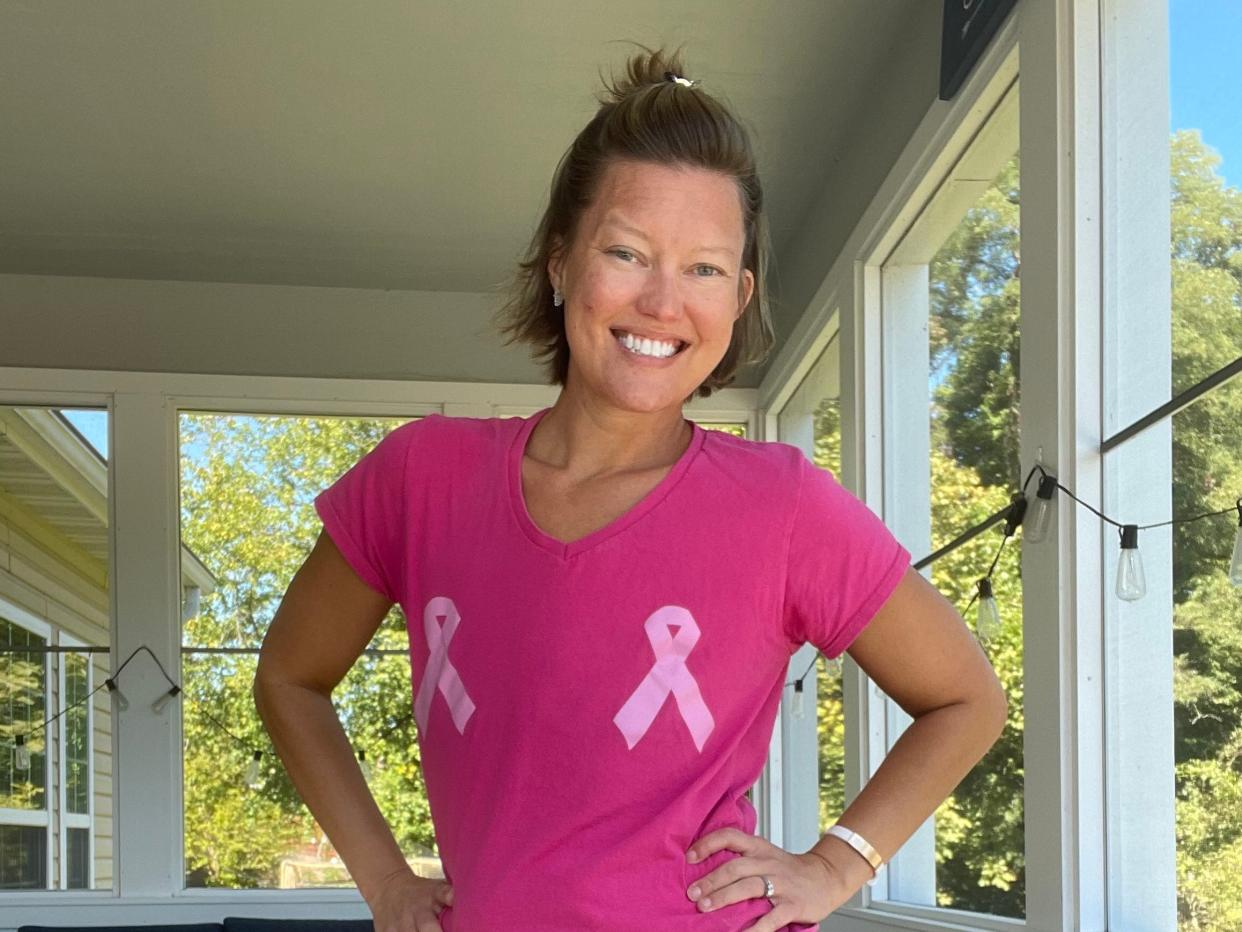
[761,874,775,904]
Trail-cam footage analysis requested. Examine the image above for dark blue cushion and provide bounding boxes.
[19,926,222,932]
[224,920,373,932]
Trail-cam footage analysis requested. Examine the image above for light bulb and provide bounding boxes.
[181,585,201,623]
[792,680,805,719]
[14,735,31,772]
[244,750,264,790]
[151,685,181,715]
[1229,502,1242,588]
[1025,474,1057,543]
[1116,524,1147,601]
[357,749,372,785]
[105,678,129,711]
[975,579,1001,644]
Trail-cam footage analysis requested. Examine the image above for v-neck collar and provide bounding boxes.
[507,406,705,561]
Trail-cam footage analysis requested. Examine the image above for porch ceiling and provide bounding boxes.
[0,1,933,294]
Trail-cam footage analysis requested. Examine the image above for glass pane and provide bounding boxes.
[700,422,749,438]
[0,824,47,889]
[0,619,46,811]
[65,652,89,815]
[1,405,113,891]
[1169,6,1242,927]
[179,412,445,889]
[66,827,89,889]
[926,152,1024,917]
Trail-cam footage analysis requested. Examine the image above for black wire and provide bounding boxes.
[16,645,146,739]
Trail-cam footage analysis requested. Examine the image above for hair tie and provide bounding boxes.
[663,71,698,88]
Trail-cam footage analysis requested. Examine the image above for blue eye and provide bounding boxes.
[609,248,636,262]
[695,265,723,277]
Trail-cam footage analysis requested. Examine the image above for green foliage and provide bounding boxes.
[909,129,1242,927]
[1166,129,1242,931]
[179,413,436,888]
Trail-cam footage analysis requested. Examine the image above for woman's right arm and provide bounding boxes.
[254,528,453,930]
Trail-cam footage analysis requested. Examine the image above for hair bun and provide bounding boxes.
[596,42,693,104]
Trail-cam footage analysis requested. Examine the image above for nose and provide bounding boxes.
[634,267,684,322]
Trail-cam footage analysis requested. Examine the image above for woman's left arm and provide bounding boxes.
[807,564,1010,887]
[684,566,1008,927]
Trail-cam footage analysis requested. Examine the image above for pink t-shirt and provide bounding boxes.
[314,406,910,931]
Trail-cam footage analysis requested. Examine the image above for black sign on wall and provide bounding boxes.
[939,0,1020,100]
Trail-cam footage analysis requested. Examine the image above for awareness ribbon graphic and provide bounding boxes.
[613,605,715,752]
[413,596,476,737]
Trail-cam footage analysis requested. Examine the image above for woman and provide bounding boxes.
[255,46,1008,932]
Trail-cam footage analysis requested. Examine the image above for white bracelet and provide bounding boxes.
[826,824,883,886]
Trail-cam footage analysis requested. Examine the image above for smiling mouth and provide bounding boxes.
[610,329,689,356]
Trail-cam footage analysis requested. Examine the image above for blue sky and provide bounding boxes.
[1171,0,1239,185]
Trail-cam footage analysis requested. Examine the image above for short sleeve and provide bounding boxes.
[782,453,911,658]
[313,422,416,606]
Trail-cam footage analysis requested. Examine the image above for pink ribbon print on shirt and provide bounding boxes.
[414,596,477,736]
[613,605,715,752]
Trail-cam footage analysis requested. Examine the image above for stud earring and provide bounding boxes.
[553,287,564,308]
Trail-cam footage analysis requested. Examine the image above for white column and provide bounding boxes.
[1100,0,1175,928]
[111,391,183,896]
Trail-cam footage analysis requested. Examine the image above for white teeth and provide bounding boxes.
[616,330,678,358]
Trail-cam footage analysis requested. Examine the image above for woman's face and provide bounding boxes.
[548,159,755,416]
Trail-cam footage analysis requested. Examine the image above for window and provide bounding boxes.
[178,411,439,889]
[0,406,110,892]
[869,76,1022,919]
[922,150,1024,918]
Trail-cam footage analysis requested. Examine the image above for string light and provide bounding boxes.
[244,750,264,790]
[14,734,30,772]
[975,578,1002,643]
[1024,473,1058,544]
[104,677,129,711]
[1116,525,1147,601]
[1230,499,1242,587]
[151,684,181,715]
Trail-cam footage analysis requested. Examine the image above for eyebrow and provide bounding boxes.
[600,217,738,259]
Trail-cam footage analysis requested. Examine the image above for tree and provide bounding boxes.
[179,414,438,887]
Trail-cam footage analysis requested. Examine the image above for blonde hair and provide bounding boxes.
[491,42,776,401]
